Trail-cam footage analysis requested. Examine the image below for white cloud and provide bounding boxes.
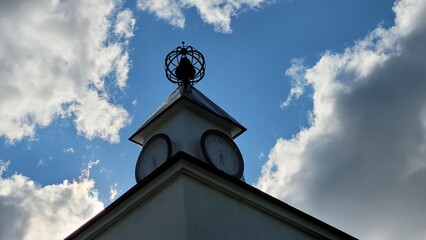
[71,91,130,143]
[115,9,136,40]
[37,159,45,166]
[0,161,104,240]
[64,147,75,154]
[0,160,10,176]
[80,159,101,181]
[132,99,138,107]
[109,183,118,201]
[281,59,308,108]
[257,0,426,239]
[0,0,135,144]
[137,0,268,33]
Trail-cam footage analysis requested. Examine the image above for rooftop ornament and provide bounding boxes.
[165,42,205,88]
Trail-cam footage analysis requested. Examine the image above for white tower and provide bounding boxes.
[66,43,357,240]
[130,43,246,182]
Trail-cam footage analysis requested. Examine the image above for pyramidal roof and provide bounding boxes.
[129,85,246,145]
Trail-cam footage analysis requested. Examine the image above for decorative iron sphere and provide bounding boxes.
[165,42,205,86]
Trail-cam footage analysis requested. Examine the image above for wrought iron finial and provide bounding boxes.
[165,42,205,87]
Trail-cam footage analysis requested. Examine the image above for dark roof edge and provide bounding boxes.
[128,86,247,146]
[66,151,357,240]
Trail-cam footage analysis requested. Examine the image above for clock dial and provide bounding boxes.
[200,130,244,178]
[135,134,172,182]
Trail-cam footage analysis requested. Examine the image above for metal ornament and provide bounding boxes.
[165,42,205,87]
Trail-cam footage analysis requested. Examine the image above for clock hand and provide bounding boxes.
[219,152,225,167]
[152,157,157,169]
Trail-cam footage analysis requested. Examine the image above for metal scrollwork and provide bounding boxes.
[165,42,205,87]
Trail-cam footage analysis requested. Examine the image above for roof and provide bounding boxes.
[66,151,358,240]
[129,85,246,145]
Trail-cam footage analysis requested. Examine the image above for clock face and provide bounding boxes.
[135,134,172,182]
[200,130,244,178]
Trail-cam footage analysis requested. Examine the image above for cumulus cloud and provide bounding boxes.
[257,0,426,239]
[137,0,267,33]
[114,9,136,40]
[0,0,135,143]
[0,160,104,240]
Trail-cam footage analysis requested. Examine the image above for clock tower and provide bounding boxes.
[130,42,246,182]
[66,43,357,240]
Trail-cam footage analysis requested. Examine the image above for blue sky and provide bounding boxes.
[1,0,426,239]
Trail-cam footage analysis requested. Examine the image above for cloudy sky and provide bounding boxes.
[1,0,425,239]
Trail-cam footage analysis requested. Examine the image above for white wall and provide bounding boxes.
[73,160,338,239]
